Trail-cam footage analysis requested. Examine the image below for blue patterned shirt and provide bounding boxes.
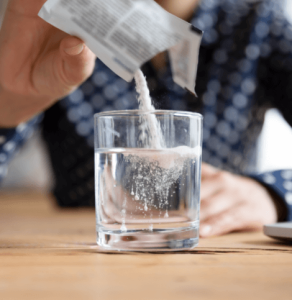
[0,0,292,220]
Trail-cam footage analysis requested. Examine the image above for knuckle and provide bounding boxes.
[222,213,234,225]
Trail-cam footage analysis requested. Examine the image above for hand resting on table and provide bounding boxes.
[199,163,278,237]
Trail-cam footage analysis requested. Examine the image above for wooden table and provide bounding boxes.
[0,191,291,300]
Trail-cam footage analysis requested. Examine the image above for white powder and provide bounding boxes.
[134,69,164,149]
[134,69,154,112]
[126,146,200,169]
[117,69,201,225]
[124,148,194,211]
[133,69,201,166]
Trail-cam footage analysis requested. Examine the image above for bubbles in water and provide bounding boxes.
[124,148,196,212]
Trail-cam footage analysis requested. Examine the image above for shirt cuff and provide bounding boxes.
[249,171,292,222]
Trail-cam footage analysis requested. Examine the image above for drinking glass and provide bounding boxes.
[94,110,203,251]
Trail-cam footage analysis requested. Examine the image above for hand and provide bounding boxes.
[0,0,96,127]
[199,163,278,237]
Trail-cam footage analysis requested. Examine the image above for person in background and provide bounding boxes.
[0,0,292,237]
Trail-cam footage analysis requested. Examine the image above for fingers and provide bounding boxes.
[200,192,234,222]
[32,35,96,99]
[200,174,223,200]
[200,206,262,237]
[200,210,236,237]
[200,165,228,201]
[59,36,96,87]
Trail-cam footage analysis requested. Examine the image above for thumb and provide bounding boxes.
[59,36,96,87]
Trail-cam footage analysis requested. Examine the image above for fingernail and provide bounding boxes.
[64,43,84,56]
[200,225,212,237]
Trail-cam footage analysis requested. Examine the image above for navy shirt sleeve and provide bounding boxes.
[252,5,292,221]
[251,171,292,221]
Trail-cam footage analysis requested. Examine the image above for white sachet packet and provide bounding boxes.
[39,0,202,95]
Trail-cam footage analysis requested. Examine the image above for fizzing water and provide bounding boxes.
[95,70,202,251]
[95,147,201,250]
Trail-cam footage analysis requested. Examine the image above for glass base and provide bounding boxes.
[97,226,199,252]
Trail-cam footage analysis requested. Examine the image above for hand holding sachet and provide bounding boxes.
[0,0,202,127]
[39,0,202,95]
[0,0,96,127]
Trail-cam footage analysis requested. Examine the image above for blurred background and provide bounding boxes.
[0,0,292,192]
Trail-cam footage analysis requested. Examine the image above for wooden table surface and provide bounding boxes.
[0,191,291,300]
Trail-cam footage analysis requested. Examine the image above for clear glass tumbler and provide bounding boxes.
[94,110,203,251]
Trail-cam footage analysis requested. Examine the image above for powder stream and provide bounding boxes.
[134,69,165,149]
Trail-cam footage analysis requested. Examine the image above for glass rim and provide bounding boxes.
[94,109,203,119]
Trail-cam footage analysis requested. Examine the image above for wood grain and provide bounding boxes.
[0,191,291,300]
